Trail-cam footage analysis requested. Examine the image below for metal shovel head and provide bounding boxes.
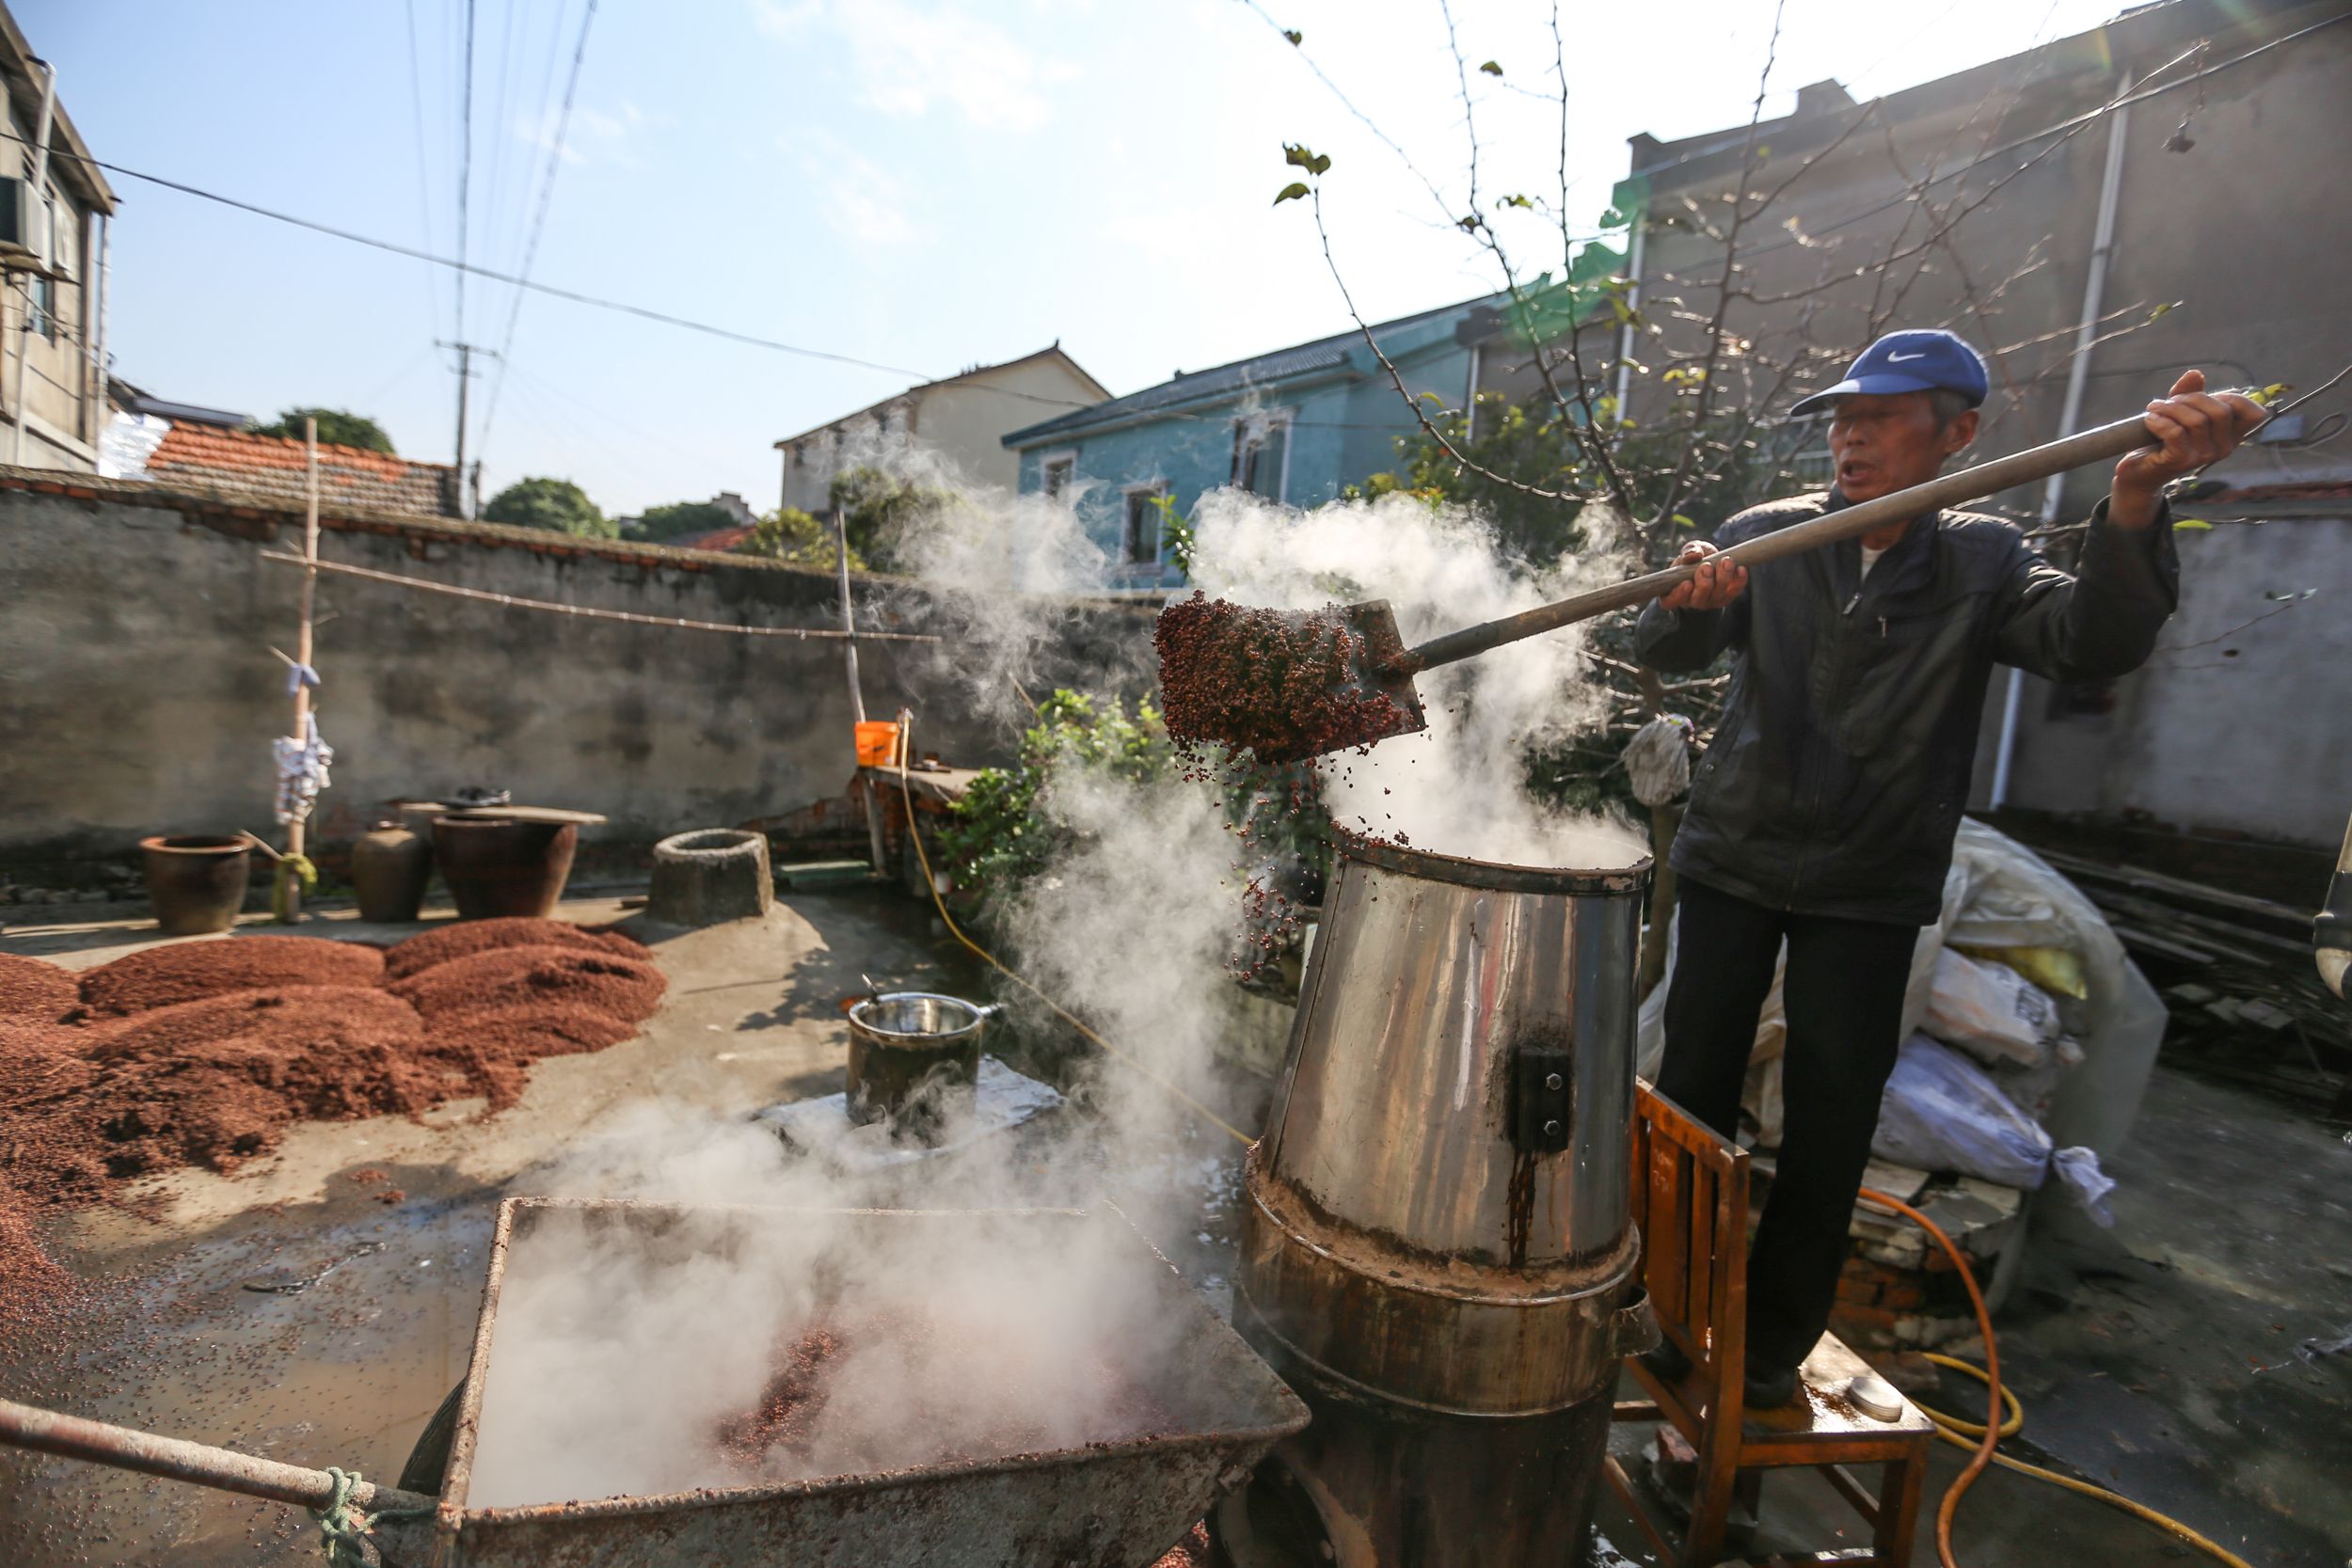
[1319,598,1428,757]
[434,1198,1310,1568]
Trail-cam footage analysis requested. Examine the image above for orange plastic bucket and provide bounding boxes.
[855,721,901,768]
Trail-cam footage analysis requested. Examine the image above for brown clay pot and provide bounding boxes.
[352,819,434,923]
[431,815,577,920]
[140,835,252,935]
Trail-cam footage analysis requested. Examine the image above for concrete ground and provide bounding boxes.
[1,892,2345,1566]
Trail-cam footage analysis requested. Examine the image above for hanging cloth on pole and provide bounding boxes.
[274,712,334,825]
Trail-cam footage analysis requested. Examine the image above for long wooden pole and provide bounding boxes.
[0,1397,436,1517]
[279,417,322,922]
[1396,411,2175,676]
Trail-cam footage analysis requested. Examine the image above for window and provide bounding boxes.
[1231,413,1291,501]
[1122,487,1167,565]
[789,445,805,469]
[24,189,63,342]
[1041,452,1075,499]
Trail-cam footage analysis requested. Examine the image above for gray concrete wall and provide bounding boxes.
[0,471,1155,877]
[1999,500,2352,846]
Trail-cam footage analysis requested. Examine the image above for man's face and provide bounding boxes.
[1826,392,1977,502]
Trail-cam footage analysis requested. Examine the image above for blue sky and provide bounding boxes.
[27,0,2123,515]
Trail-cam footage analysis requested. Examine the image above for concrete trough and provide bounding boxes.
[431,1198,1308,1568]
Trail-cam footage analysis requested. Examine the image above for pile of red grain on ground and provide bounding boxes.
[0,920,664,1323]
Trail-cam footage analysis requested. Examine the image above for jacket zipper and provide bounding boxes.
[1791,577,1877,907]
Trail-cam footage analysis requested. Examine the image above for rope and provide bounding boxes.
[308,1466,433,1567]
[257,552,942,643]
[893,721,1255,1148]
[1857,1188,2255,1568]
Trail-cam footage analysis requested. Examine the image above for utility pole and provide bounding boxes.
[279,417,323,923]
[437,340,495,517]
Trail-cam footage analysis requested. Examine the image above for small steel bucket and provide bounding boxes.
[844,991,993,1128]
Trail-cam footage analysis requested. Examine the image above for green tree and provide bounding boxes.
[631,499,737,543]
[253,407,395,454]
[1360,393,1803,569]
[482,477,613,538]
[829,465,957,571]
[733,506,865,570]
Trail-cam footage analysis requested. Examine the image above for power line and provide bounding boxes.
[20,136,946,383]
[477,0,600,469]
[401,0,441,338]
[456,0,476,347]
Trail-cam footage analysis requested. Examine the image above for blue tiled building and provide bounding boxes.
[1000,293,1506,590]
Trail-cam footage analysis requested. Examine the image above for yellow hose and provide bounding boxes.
[892,727,1255,1148]
[1859,1195,2256,1568]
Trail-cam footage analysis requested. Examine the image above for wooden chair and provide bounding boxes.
[1604,1083,1933,1566]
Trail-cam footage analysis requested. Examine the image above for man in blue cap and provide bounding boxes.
[1633,329,2261,1407]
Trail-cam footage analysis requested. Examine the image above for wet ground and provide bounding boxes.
[0,888,1260,1566]
[2,889,2345,1566]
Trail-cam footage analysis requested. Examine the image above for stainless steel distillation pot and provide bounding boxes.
[1221,830,1658,1567]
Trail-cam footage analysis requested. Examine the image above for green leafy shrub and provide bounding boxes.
[734,506,865,569]
[940,691,1172,898]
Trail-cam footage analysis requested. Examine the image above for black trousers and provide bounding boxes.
[1656,877,1920,1371]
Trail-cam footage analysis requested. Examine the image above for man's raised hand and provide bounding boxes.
[1661,541,1750,611]
[2111,369,2266,528]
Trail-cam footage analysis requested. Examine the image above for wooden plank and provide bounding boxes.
[1649,1140,1689,1345]
[1687,1158,1716,1339]
[1627,1101,1651,1243]
[2030,847,2309,928]
[2090,890,2312,959]
[2103,920,2216,965]
[397,803,609,825]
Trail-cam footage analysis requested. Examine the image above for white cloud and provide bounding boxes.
[752,0,1074,132]
[749,0,823,36]
[518,101,656,169]
[794,133,932,246]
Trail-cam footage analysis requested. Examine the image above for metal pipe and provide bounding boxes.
[0,1397,437,1516]
[9,55,56,467]
[834,505,866,727]
[1990,70,2132,813]
[1612,214,1645,420]
[1463,341,1481,441]
[87,211,105,441]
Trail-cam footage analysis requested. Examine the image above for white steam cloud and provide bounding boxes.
[468,454,1642,1508]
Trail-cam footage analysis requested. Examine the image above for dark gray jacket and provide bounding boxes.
[1634,490,2176,925]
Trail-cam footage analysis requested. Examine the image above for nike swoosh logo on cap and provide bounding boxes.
[1886,350,1927,362]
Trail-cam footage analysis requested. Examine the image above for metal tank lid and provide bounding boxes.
[1331,825,1650,896]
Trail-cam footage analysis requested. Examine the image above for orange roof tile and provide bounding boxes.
[675,523,757,552]
[144,423,455,517]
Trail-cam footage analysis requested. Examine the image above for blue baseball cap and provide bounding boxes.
[1788,328,1989,417]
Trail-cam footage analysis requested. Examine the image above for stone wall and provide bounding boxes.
[0,469,1156,883]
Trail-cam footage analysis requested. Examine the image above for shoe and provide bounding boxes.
[1742,1361,1800,1409]
[1638,1339,1693,1384]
